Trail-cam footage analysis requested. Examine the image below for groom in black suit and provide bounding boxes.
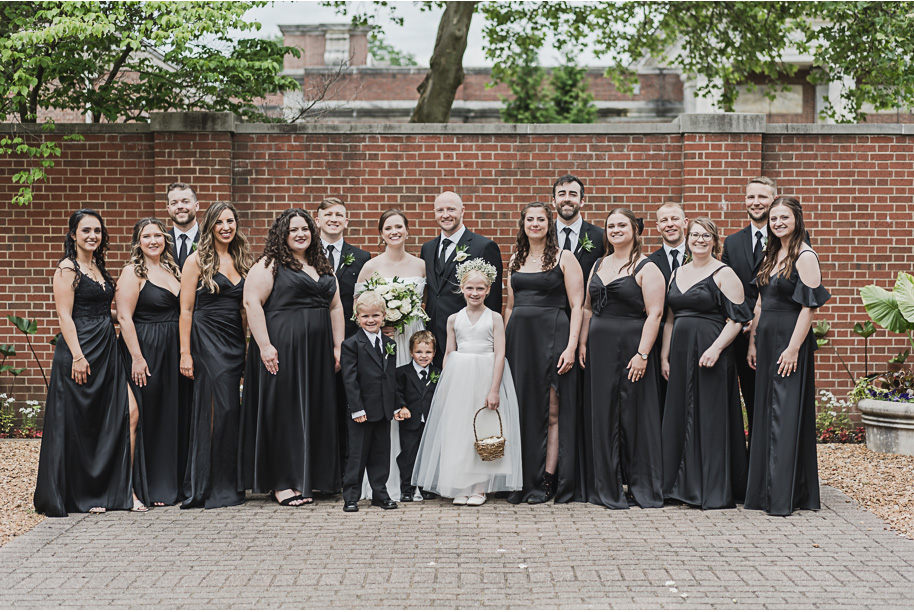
[165,182,200,271]
[721,176,778,443]
[420,191,503,366]
[552,174,605,283]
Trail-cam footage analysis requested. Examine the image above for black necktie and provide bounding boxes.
[437,238,452,273]
[326,244,336,270]
[753,231,763,263]
[562,227,573,251]
[670,249,680,271]
[419,369,428,394]
[375,337,384,363]
[177,234,188,268]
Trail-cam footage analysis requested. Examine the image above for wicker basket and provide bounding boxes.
[473,407,506,461]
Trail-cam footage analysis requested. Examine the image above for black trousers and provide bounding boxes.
[397,424,424,496]
[732,330,755,447]
[342,418,391,503]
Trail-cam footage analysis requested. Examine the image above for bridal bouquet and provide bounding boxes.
[360,273,429,333]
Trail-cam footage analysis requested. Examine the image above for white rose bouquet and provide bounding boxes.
[358,273,429,333]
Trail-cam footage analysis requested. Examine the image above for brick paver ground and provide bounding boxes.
[1,486,912,609]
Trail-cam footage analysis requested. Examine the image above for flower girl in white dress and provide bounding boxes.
[412,259,522,506]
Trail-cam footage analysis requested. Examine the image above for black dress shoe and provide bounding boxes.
[343,501,359,512]
[400,494,415,503]
[420,490,438,500]
[371,498,398,510]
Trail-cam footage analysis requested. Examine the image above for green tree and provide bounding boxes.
[0,0,300,206]
[368,32,418,67]
[547,52,597,124]
[499,48,557,123]
[326,1,914,124]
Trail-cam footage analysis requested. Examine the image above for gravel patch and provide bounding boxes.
[0,440,42,547]
[1,440,912,548]
[818,442,914,539]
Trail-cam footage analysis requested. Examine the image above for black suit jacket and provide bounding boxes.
[647,245,676,288]
[395,363,441,431]
[570,220,606,283]
[334,241,371,338]
[340,332,397,422]
[420,229,503,352]
[721,226,810,310]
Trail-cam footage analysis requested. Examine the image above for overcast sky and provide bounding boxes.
[244,1,600,67]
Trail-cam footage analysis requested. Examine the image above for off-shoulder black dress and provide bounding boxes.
[661,266,752,510]
[745,253,830,516]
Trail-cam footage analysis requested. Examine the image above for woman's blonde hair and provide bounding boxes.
[128,217,181,281]
[684,217,722,260]
[197,201,254,293]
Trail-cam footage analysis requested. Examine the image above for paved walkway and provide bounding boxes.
[0,486,912,609]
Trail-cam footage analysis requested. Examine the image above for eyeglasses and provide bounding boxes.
[688,232,713,241]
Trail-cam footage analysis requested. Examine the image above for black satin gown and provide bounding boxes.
[118,280,186,506]
[506,255,580,504]
[745,260,830,516]
[34,272,132,516]
[241,266,340,496]
[661,267,752,509]
[583,259,664,509]
[182,273,246,509]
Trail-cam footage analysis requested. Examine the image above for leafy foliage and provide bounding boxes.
[369,32,418,67]
[815,390,865,444]
[861,272,914,358]
[0,1,300,205]
[499,49,596,124]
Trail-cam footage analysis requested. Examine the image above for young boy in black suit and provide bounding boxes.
[340,291,408,512]
[396,330,441,502]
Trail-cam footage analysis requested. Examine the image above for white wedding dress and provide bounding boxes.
[354,276,426,501]
[412,307,523,498]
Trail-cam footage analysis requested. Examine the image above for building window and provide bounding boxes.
[324,32,350,66]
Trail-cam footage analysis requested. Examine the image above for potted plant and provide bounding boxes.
[856,272,914,456]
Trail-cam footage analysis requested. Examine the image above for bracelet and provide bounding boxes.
[73,355,85,363]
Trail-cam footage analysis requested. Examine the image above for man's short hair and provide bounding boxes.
[166,182,197,202]
[656,201,685,216]
[409,330,436,353]
[552,174,585,199]
[318,197,346,212]
[748,176,777,191]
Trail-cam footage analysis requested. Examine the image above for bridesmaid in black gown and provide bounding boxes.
[116,217,185,507]
[505,202,584,504]
[34,209,132,516]
[578,208,665,509]
[660,217,752,510]
[179,201,254,509]
[240,209,345,505]
[745,197,829,516]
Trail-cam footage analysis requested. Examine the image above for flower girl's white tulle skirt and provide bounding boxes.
[412,351,522,498]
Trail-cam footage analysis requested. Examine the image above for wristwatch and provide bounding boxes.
[638,352,648,361]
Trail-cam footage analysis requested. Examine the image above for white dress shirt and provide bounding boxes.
[322,237,344,271]
[751,225,768,252]
[438,225,467,260]
[556,217,583,251]
[663,241,685,271]
[174,224,199,251]
[413,360,429,422]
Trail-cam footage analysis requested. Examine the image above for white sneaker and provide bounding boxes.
[453,495,469,505]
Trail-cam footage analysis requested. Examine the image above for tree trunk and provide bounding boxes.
[410,1,476,123]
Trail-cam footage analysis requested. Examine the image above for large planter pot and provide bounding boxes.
[857,398,914,456]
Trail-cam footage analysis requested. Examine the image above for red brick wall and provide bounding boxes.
[1,116,912,421]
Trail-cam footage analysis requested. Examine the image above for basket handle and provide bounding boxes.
[473,406,504,442]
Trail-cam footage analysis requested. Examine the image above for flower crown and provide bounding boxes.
[456,258,497,286]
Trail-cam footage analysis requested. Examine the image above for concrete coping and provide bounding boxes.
[2,112,914,136]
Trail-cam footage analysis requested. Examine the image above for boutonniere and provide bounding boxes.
[191,241,198,253]
[384,343,396,356]
[454,244,469,262]
[428,371,440,385]
[578,234,595,253]
[341,252,355,267]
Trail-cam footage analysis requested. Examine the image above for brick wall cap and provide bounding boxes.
[679,113,766,133]
[767,122,911,135]
[149,112,238,133]
[234,120,683,135]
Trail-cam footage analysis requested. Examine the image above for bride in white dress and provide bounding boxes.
[354,209,427,500]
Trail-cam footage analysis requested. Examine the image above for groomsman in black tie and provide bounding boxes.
[722,176,778,443]
[165,182,200,271]
[420,191,502,367]
[552,174,605,283]
[316,197,371,483]
[316,197,371,338]
[647,201,688,286]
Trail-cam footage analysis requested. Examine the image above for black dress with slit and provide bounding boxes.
[661,267,752,509]
[182,273,246,509]
[583,259,664,509]
[506,254,580,504]
[745,257,830,516]
[118,280,185,506]
[240,266,340,496]
[34,270,132,517]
